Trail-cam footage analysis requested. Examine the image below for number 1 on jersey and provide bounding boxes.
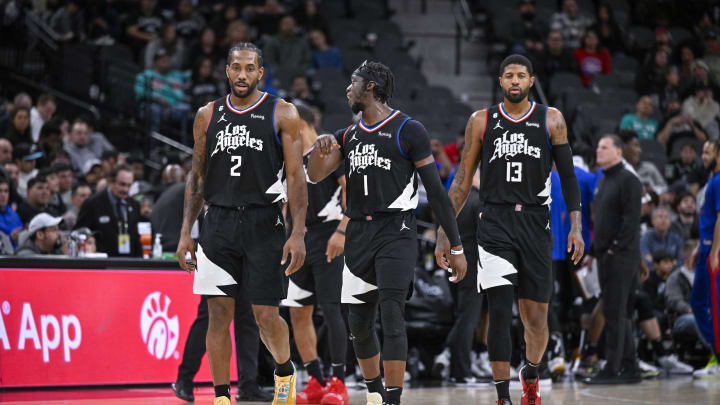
[506,162,522,182]
[363,175,368,196]
[230,156,242,176]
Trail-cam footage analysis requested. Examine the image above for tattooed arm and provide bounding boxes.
[176,103,211,272]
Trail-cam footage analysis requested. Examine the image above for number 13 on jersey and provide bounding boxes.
[506,162,522,182]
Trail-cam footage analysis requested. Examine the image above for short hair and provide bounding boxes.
[37,93,56,106]
[499,54,534,76]
[683,239,698,257]
[71,116,89,128]
[652,249,674,264]
[0,176,9,186]
[13,92,31,105]
[38,167,56,177]
[101,149,118,160]
[27,175,47,190]
[601,134,623,149]
[618,129,638,145]
[294,102,315,126]
[108,164,132,181]
[352,61,395,103]
[39,123,61,140]
[52,162,72,173]
[227,42,263,67]
[651,205,670,218]
[10,106,29,121]
[72,182,91,196]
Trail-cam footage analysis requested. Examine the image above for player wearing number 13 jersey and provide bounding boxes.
[436,55,585,405]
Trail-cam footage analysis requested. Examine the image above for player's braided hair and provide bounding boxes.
[353,61,395,103]
[227,42,263,66]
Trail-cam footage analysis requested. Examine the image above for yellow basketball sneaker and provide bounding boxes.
[273,362,297,405]
[214,396,231,405]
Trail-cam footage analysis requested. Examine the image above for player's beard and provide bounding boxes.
[351,101,365,114]
[230,79,258,98]
[504,86,530,103]
[706,158,717,172]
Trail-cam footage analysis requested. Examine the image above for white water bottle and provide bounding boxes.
[152,233,163,258]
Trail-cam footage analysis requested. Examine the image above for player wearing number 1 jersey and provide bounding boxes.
[436,55,585,405]
[307,61,466,405]
[176,43,307,405]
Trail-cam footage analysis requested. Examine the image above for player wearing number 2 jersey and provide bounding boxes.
[436,55,584,405]
[176,43,307,405]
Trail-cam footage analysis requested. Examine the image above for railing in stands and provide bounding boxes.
[24,11,59,51]
[151,131,193,156]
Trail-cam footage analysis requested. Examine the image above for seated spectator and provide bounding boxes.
[189,57,222,111]
[209,3,240,47]
[550,0,593,50]
[49,0,85,42]
[3,162,20,207]
[5,106,32,145]
[678,45,697,89]
[574,29,611,86]
[144,23,185,70]
[83,159,104,190]
[12,92,32,109]
[37,122,64,168]
[84,117,116,161]
[671,193,698,240]
[186,27,224,72]
[100,150,118,177]
[620,96,659,140]
[508,0,546,58]
[0,138,12,164]
[431,139,452,182]
[173,0,205,43]
[54,162,73,207]
[248,0,287,38]
[64,117,100,173]
[659,66,681,118]
[0,176,22,248]
[263,15,311,73]
[642,250,675,310]
[681,59,720,100]
[38,166,66,218]
[135,48,192,144]
[703,30,720,84]
[138,195,153,222]
[636,48,670,97]
[62,182,91,230]
[668,142,701,185]
[15,213,64,256]
[590,2,624,55]
[310,29,342,71]
[535,30,577,83]
[621,130,668,196]
[656,104,708,149]
[75,164,142,257]
[224,20,252,52]
[666,240,707,345]
[641,206,684,270]
[17,176,51,226]
[85,1,117,45]
[125,0,166,57]
[294,0,329,35]
[13,143,40,199]
[287,75,319,108]
[30,94,56,143]
[682,83,720,139]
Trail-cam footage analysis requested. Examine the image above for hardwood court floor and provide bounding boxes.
[1,377,717,404]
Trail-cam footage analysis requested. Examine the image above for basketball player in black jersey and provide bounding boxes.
[281,104,350,405]
[307,61,467,405]
[436,55,584,405]
[177,43,307,405]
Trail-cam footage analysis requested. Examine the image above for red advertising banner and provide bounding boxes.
[0,268,238,387]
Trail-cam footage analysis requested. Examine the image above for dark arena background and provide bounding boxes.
[1,0,719,404]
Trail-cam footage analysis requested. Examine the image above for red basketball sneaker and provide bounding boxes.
[520,365,541,405]
[296,376,327,404]
[320,377,349,405]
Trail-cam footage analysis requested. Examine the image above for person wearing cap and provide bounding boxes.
[75,164,141,257]
[15,213,64,256]
[17,176,51,226]
[63,117,101,173]
[683,59,720,100]
[83,158,104,189]
[682,82,720,139]
[13,143,41,199]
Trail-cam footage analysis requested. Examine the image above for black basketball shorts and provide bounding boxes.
[194,204,287,306]
[342,211,417,304]
[281,221,343,307]
[476,203,553,303]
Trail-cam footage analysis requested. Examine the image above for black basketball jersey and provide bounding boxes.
[333,110,421,219]
[479,102,553,206]
[204,93,285,207]
[304,151,344,226]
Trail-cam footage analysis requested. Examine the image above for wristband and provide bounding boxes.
[450,248,464,255]
[335,229,346,236]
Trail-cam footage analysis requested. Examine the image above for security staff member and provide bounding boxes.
[585,135,643,384]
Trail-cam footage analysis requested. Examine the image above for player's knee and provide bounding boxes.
[348,305,380,358]
[207,298,234,331]
[379,294,406,338]
[290,306,314,328]
[252,306,279,330]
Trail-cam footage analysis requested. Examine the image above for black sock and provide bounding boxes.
[364,375,385,400]
[332,363,345,382]
[214,384,230,399]
[522,361,540,381]
[276,359,294,377]
[585,342,598,357]
[494,379,510,400]
[478,343,488,353]
[386,386,402,404]
[305,359,324,383]
[651,338,667,357]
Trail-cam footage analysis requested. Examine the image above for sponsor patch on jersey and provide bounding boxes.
[525,121,540,128]
[250,113,265,120]
[378,131,392,138]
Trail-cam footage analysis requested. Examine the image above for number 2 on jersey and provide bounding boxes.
[506,162,522,182]
[230,156,242,176]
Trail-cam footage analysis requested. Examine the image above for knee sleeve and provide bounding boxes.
[320,303,348,364]
[348,302,380,359]
[486,286,514,362]
[379,289,408,361]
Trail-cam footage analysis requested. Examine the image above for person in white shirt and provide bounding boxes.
[30,94,56,143]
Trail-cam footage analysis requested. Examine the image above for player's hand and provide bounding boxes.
[710,250,719,274]
[447,246,467,283]
[434,227,451,270]
[176,233,196,273]
[283,233,306,275]
[567,228,585,265]
[325,231,345,263]
[315,134,340,157]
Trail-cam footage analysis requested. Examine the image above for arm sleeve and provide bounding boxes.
[551,143,581,212]
[616,174,643,249]
[399,119,432,162]
[417,163,462,247]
